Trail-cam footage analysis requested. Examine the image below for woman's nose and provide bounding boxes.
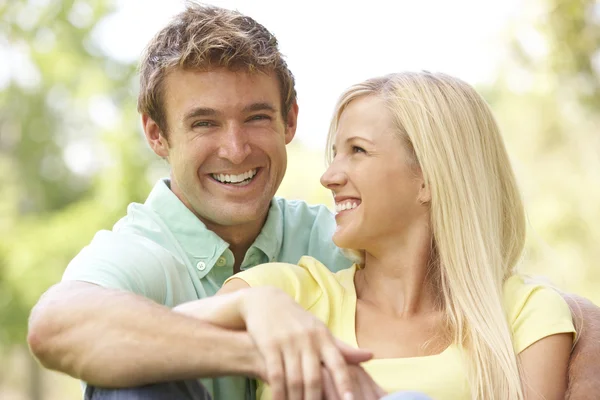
[320,161,346,189]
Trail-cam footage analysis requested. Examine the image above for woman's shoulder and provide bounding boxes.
[502,275,564,318]
[297,255,356,290]
[502,274,575,353]
[227,256,352,309]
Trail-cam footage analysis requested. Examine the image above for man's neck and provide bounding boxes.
[167,177,269,271]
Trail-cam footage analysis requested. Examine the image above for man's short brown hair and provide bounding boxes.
[137,2,297,133]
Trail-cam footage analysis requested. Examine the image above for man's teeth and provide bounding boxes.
[212,169,257,184]
[335,201,359,213]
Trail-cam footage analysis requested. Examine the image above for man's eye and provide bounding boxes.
[248,115,271,122]
[192,121,215,128]
[352,145,366,154]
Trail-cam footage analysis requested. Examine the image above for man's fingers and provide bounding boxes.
[374,381,387,398]
[301,350,323,400]
[360,365,386,398]
[321,367,341,400]
[335,339,373,364]
[352,365,380,400]
[321,346,353,400]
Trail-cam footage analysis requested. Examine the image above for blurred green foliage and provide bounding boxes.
[0,0,152,346]
[492,0,600,304]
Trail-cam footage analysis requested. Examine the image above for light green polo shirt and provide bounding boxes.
[62,178,352,400]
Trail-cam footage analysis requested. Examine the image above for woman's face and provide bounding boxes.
[320,95,429,252]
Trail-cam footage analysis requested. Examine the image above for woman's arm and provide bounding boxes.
[519,333,573,400]
[173,277,372,400]
[173,278,251,329]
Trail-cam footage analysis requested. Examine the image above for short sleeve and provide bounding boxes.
[504,275,576,354]
[62,230,169,305]
[225,258,325,310]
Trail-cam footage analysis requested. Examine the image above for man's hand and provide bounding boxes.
[322,363,386,400]
[241,286,373,400]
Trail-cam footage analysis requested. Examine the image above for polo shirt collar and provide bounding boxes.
[145,179,227,266]
[249,197,283,263]
[145,179,283,269]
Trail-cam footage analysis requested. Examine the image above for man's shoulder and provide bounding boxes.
[63,213,185,302]
[272,197,350,271]
[112,192,189,248]
[274,197,334,225]
[68,195,186,273]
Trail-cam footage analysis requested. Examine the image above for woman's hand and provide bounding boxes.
[240,286,373,400]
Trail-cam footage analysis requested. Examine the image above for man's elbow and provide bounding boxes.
[27,320,47,362]
[27,281,90,371]
[27,290,64,369]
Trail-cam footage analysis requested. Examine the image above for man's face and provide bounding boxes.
[144,67,298,232]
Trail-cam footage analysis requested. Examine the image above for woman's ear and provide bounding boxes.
[418,180,431,204]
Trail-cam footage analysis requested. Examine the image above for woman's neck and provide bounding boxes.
[355,223,439,317]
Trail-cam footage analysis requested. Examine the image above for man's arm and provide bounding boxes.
[27,280,264,387]
[562,293,600,400]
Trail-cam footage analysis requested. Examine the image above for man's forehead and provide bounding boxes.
[163,67,281,117]
[164,66,279,92]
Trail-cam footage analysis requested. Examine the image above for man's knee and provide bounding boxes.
[380,391,433,400]
[85,380,211,400]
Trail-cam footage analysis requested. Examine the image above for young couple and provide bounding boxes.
[28,3,599,400]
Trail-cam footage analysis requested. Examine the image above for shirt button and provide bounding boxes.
[216,257,227,267]
[196,261,206,271]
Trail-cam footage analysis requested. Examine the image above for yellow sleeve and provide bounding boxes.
[503,275,576,354]
[224,259,323,310]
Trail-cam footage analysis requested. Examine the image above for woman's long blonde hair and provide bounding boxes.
[327,72,527,399]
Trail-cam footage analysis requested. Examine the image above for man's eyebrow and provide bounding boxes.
[242,102,278,113]
[183,107,220,121]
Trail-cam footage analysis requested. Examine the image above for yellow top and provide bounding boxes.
[227,256,575,400]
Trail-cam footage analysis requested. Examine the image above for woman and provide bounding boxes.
[176,72,575,399]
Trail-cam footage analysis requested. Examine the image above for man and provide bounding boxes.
[27,3,600,400]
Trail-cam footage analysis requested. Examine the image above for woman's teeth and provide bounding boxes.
[335,201,358,213]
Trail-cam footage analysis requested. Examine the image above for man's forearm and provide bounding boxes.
[562,293,600,400]
[28,281,262,387]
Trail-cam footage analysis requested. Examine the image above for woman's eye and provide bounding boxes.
[351,145,366,154]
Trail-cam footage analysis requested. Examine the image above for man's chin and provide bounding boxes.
[218,204,270,225]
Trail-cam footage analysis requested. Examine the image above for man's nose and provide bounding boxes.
[217,124,251,164]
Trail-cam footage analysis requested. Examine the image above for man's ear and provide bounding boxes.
[284,102,299,145]
[142,114,169,158]
[418,180,431,204]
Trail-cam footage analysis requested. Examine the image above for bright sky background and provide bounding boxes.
[95,0,522,150]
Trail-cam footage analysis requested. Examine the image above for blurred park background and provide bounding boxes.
[1,0,599,398]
